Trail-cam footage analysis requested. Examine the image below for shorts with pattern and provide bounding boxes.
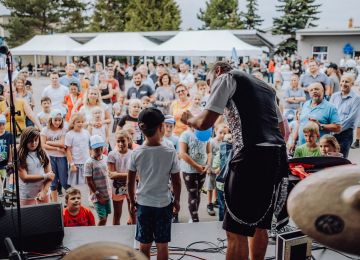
[136,202,173,244]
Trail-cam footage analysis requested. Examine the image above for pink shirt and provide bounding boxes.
[40,127,67,157]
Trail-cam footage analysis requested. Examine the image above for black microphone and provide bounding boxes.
[4,237,21,260]
[0,46,9,55]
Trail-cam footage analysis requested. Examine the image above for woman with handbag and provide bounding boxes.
[155,73,177,115]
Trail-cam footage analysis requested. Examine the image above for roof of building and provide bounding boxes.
[296,28,360,40]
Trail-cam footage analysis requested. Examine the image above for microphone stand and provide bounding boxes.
[5,53,24,259]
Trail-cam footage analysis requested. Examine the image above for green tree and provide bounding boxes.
[197,0,244,30]
[124,0,181,32]
[243,0,263,30]
[88,0,129,32]
[56,0,91,33]
[272,0,321,54]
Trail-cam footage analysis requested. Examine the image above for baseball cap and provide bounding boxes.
[328,63,338,70]
[89,135,106,149]
[164,115,175,124]
[69,80,78,86]
[138,107,165,130]
[0,114,6,123]
[78,69,85,74]
[50,109,63,118]
[157,61,165,67]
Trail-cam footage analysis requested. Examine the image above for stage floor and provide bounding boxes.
[62,221,357,260]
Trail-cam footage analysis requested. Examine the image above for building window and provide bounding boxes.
[312,46,328,62]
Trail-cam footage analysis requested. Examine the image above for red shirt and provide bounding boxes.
[107,78,120,103]
[269,60,275,73]
[63,206,95,227]
[64,93,84,122]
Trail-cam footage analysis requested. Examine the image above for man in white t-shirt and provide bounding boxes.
[339,57,346,68]
[3,63,19,85]
[179,61,194,93]
[42,71,70,115]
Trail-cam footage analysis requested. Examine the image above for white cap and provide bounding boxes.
[0,114,6,123]
[89,135,106,149]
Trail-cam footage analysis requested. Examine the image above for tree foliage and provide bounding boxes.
[0,0,89,47]
[272,0,321,54]
[243,0,263,30]
[124,0,181,32]
[56,0,90,33]
[197,0,244,30]
[88,0,129,32]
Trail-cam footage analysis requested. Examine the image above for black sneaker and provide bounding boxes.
[58,189,64,197]
[213,199,219,208]
[207,203,215,216]
[351,141,359,149]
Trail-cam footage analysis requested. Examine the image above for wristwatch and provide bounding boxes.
[94,191,100,195]
[320,124,324,130]
[173,200,180,205]
[70,163,75,167]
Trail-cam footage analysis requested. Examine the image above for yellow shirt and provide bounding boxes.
[172,99,192,136]
[0,99,26,135]
[80,80,89,94]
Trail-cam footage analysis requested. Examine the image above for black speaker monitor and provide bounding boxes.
[0,202,64,254]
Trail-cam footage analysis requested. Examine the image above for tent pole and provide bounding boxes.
[34,54,37,78]
[66,55,69,64]
[97,55,99,63]
[103,55,106,66]
[190,56,193,74]
[144,56,147,66]
[90,56,93,67]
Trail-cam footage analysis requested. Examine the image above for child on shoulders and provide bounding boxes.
[294,122,322,158]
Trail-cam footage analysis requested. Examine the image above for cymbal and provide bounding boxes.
[62,242,148,260]
[287,166,360,255]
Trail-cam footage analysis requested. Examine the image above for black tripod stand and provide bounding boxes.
[0,45,24,260]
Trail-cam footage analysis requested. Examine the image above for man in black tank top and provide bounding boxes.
[181,61,289,260]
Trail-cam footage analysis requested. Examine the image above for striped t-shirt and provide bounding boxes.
[83,155,112,203]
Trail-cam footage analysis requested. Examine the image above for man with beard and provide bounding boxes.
[125,71,155,105]
[180,61,288,260]
[298,82,341,145]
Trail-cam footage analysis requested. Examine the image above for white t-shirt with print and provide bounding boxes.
[37,111,51,127]
[65,130,91,164]
[108,150,132,196]
[19,152,51,200]
[40,127,67,157]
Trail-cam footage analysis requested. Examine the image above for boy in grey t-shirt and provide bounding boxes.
[127,107,181,260]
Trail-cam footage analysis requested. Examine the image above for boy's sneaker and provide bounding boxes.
[207,203,215,216]
[213,199,219,208]
[201,187,207,195]
[4,186,15,194]
[188,217,193,223]
[351,141,359,149]
[172,214,179,223]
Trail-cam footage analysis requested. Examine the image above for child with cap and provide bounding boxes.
[78,68,89,94]
[0,114,14,193]
[40,109,70,202]
[84,135,112,226]
[164,115,179,154]
[127,107,181,260]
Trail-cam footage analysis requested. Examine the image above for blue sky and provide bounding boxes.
[0,0,358,31]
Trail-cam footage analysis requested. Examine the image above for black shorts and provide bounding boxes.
[223,145,288,237]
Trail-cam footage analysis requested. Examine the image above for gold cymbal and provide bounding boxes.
[288,166,360,255]
[62,242,148,260]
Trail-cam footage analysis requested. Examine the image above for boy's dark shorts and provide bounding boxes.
[136,202,173,244]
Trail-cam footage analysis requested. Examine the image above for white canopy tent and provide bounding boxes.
[68,32,158,56]
[10,35,82,75]
[146,30,263,57]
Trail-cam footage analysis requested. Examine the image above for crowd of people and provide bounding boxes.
[0,55,360,259]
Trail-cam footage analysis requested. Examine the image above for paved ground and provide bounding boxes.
[1,70,360,226]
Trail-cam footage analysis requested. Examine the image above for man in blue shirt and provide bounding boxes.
[330,74,360,158]
[299,82,342,145]
[300,59,330,100]
[59,64,82,91]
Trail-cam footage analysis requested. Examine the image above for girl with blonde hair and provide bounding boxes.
[75,87,111,128]
[14,76,35,127]
[65,113,91,186]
